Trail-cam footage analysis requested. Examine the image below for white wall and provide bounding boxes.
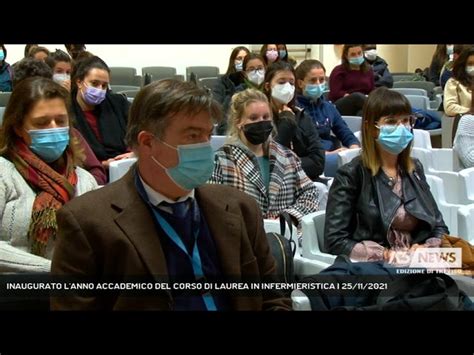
[5,44,249,76]
[5,44,437,77]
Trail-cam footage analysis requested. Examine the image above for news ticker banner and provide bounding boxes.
[0,271,473,298]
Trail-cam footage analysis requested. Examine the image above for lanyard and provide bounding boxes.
[151,203,217,311]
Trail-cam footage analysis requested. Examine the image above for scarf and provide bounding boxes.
[10,137,77,257]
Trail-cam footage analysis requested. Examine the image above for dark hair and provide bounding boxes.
[126,79,222,148]
[45,49,72,70]
[361,87,414,175]
[342,44,370,73]
[0,44,7,61]
[259,44,279,65]
[71,55,110,91]
[243,53,266,72]
[453,46,474,88]
[65,44,86,60]
[12,58,53,87]
[225,46,250,75]
[0,77,82,164]
[432,44,449,66]
[276,44,289,61]
[294,59,326,94]
[263,61,297,111]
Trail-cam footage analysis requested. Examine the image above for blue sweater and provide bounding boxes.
[0,62,13,92]
[297,94,360,151]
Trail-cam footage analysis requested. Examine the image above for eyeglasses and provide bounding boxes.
[375,115,416,130]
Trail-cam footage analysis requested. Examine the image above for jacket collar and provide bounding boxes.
[109,166,245,302]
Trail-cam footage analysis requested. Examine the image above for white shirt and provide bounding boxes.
[139,174,194,214]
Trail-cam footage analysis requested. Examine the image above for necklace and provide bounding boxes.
[382,167,398,187]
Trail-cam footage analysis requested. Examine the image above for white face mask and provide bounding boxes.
[52,73,70,84]
[247,69,265,85]
[364,49,377,61]
[271,82,295,104]
[466,66,474,76]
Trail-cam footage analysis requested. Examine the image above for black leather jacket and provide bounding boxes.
[324,156,449,256]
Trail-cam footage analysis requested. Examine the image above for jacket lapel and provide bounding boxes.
[233,142,267,197]
[196,187,242,277]
[111,169,169,284]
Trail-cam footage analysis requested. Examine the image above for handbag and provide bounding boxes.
[265,212,296,284]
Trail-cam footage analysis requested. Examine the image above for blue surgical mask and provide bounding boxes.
[53,73,70,84]
[0,50,4,61]
[151,140,214,190]
[376,124,413,155]
[279,50,287,58]
[349,56,365,66]
[234,60,243,72]
[28,127,70,162]
[447,45,454,56]
[304,83,326,99]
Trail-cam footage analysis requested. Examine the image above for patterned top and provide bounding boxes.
[208,139,319,225]
[350,172,441,261]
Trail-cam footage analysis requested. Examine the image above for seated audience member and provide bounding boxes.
[11,57,107,185]
[440,45,466,90]
[260,44,279,66]
[276,44,297,67]
[24,44,38,58]
[50,79,291,311]
[0,78,98,272]
[213,46,250,134]
[0,44,13,92]
[263,61,325,180]
[363,44,393,88]
[429,44,451,86]
[28,46,50,62]
[324,87,448,261]
[453,114,474,168]
[71,56,133,168]
[209,88,319,227]
[295,59,360,177]
[65,44,87,61]
[12,57,54,88]
[444,46,474,116]
[328,44,374,116]
[46,49,72,92]
[216,53,268,135]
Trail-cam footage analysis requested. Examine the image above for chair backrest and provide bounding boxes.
[405,95,430,110]
[186,66,220,81]
[393,81,435,98]
[458,204,474,243]
[341,115,362,133]
[110,85,140,93]
[210,135,226,151]
[392,74,417,82]
[109,157,138,183]
[337,148,361,168]
[0,106,5,125]
[141,66,177,81]
[391,88,428,97]
[117,89,140,98]
[0,92,11,106]
[198,77,219,91]
[109,67,141,86]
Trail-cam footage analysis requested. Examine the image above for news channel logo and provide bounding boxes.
[384,248,462,269]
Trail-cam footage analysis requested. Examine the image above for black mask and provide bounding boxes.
[242,120,273,145]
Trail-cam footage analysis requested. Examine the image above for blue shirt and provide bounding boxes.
[297,94,360,151]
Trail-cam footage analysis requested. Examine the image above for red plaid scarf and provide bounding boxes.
[10,137,77,257]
